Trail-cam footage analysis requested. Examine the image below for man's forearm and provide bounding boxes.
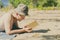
[7,29,25,35]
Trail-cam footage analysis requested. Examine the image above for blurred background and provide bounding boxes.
[0,1,60,40]
[0,0,60,12]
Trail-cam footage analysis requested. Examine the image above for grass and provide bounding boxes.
[1,6,60,12]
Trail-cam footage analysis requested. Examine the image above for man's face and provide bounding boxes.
[13,13,25,21]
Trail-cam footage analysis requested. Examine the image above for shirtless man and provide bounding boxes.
[0,4,32,35]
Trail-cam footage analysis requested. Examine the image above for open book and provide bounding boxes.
[18,20,38,29]
[26,21,38,28]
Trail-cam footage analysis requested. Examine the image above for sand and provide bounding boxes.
[1,10,60,40]
[13,10,60,40]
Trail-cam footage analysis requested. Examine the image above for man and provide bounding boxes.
[0,4,32,35]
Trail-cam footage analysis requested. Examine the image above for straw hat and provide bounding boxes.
[15,4,28,16]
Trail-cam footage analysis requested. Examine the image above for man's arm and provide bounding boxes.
[4,16,26,35]
[4,21,27,35]
[4,20,32,35]
[5,28,26,35]
[5,25,31,35]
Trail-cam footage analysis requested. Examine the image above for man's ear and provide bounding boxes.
[16,13,19,16]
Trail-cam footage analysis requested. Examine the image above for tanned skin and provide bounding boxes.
[0,10,32,35]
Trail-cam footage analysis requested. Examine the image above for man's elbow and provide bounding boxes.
[6,31,12,35]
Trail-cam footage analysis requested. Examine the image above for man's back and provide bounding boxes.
[0,13,12,31]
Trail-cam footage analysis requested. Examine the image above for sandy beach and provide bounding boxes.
[12,10,60,40]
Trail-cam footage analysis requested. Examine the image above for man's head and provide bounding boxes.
[13,4,28,21]
[15,4,28,16]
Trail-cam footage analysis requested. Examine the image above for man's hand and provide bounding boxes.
[23,26,32,33]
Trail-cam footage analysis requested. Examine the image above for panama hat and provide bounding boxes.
[15,4,28,16]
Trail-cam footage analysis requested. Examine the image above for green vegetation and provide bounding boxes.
[1,0,60,10]
[9,0,60,10]
[0,0,3,8]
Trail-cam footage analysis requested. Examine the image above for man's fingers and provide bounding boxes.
[26,30,32,33]
[28,28,32,30]
[23,27,32,33]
